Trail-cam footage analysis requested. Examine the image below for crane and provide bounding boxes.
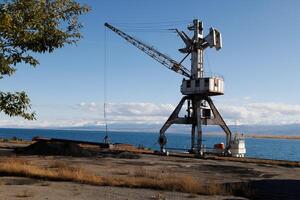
[105,20,233,156]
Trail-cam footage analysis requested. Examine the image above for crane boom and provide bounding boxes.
[104,23,191,77]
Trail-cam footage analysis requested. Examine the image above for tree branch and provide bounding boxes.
[0,91,36,120]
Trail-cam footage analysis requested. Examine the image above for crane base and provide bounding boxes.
[158,95,232,156]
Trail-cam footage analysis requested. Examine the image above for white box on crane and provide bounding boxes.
[181,77,224,96]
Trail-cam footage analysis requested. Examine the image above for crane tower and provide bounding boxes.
[105,19,232,156]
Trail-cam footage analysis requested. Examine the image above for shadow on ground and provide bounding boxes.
[227,179,300,200]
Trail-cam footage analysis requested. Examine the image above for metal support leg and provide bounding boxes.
[191,124,195,152]
[205,97,232,150]
[196,101,203,157]
[159,96,188,152]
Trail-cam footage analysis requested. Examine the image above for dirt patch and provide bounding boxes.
[15,141,93,157]
[1,177,39,186]
[200,164,267,178]
[209,156,300,168]
[98,151,141,159]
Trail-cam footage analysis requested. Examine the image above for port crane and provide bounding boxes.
[105,19,232,156]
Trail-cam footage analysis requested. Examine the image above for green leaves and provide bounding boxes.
[0,91,36,120]
[0,0,90,120]
[0,0,90,73]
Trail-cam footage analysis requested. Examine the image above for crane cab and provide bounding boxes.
[181,77,224,96]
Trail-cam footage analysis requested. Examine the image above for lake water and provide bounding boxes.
[0,128,299,161]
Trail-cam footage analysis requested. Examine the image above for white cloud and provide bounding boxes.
[77,102,175,124]
[1,101,300,128]
[220,102,300,125]
[77,102,175,116]
[69,101,300,126]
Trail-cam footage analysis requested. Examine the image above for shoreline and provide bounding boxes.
[245,134,300,140]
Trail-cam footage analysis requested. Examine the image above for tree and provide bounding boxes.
[0,0,89,120]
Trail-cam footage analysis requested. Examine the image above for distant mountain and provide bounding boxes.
[60,123,300,136]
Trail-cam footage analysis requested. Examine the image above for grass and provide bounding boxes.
[115,173,203,194]
[111,144,153,154]
[0,138,32,144]
[0,159,101,185]
[0,158,250,196]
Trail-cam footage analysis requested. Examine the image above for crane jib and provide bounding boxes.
[104,23,191,78]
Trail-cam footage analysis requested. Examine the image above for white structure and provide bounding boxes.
[181,77,224,96]
[230,133,246,157]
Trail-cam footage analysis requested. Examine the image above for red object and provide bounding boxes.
[214,143,225,149]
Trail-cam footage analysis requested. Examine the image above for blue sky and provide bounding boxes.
[1,0,300,128]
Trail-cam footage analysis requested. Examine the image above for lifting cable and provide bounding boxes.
[103,26,109,144]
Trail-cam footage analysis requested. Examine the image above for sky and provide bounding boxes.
[1,0,300,130]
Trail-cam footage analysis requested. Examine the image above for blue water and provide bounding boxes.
[0,128,299,161]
